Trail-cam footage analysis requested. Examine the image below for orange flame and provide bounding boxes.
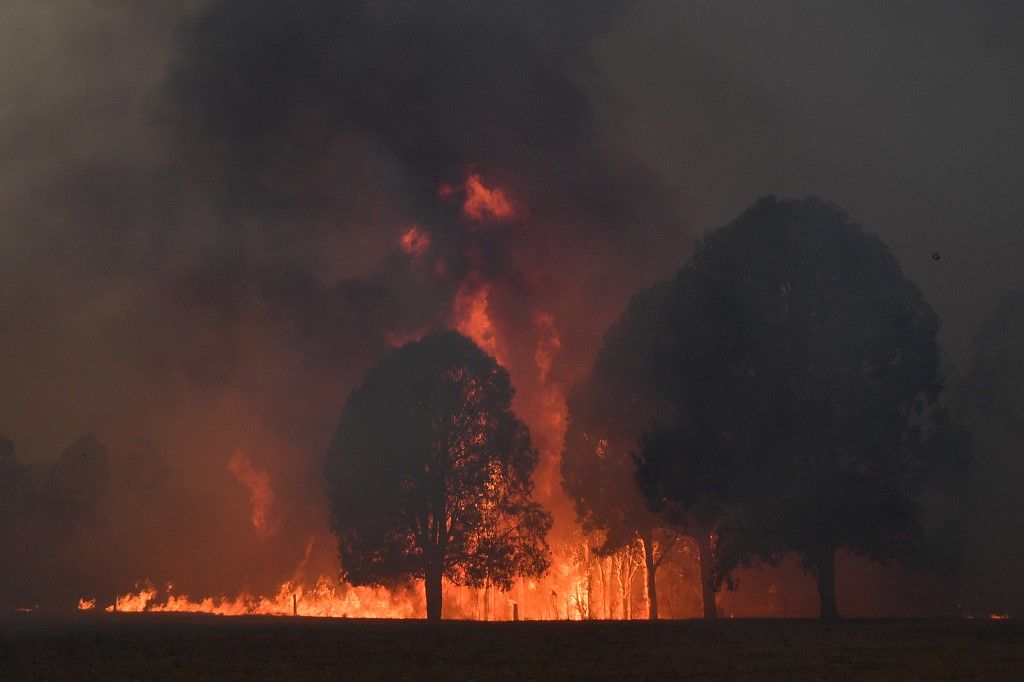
[103,579,421,618]
[463,174,515,221]
[533,311,562,384]
[399,224,431,257]
[456,174,515,222]
[227,450,277,541]
[452,279,504,363]
[78,169,714,623]
[77,598,96,610]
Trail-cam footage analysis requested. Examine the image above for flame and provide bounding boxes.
[444,173,515,222]
[77,598,96,610]
[77,169,711,623]
[463,174,515,221]
[227,450,277,541]
[399,224,431,257]
[989,613,1012,620]
[107,587,157,613]
[103,579,420,618]
[452,279,504,363]
[533,311,562,384]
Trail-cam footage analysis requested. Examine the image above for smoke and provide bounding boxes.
[0,1,1021,612]
[0,0,682,608]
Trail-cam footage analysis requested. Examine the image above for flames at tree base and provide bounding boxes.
[82,578,423,619]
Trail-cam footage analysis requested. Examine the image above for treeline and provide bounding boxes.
[563,196,971,619]
[4,196,1020,619]
[0,434,279,609]
[326,196,1018,620]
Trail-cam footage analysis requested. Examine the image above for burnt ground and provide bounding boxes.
[1,613,1022,679]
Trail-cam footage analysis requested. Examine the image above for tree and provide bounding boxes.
[953,290,1024,614]
[324,331,551,620]
[562,282,687,619]
[0,436,32,607]
[639,196,949,618]
[0,437,30,527]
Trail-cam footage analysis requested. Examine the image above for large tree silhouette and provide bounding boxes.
[324,331,551,620]
[639,196,948,619]
[562,281,689,619]
[954,290,1024,614]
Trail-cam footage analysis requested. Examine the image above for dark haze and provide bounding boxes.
[1,1,1022,613]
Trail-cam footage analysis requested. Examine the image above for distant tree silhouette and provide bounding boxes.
[324,331,551,620]
[954,290,1024,614]
[0,436,30,527]
[562,281,689,619]
[0,437,31,601]
[35,433,111,528]
[639,196,949,619]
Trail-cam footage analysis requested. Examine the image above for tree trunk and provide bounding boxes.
[815,547,839,620]
[609,555,619,619]
[425,564,443,621]
[643,531,659,620]
[586,556,594,619]
[694,528,718,619]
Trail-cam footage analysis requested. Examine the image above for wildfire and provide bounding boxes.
[442,173,516,223]
[399,224,431,257]
[533,312,562,384]
[452,279,504,363]
[76,171,693,624]
[227,450,277,541]
[99,579,421,618]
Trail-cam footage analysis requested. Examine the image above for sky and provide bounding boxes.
[3,1,1022,457]
[0,0,1022,610]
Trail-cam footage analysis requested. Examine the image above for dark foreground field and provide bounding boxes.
[1,614,1022,680]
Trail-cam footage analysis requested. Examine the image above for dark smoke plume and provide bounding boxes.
[1,1,1022,613]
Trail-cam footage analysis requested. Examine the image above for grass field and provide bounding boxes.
[1,613,1022,679]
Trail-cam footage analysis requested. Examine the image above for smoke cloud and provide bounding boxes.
[0,0,1021,612]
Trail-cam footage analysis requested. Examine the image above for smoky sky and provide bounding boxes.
[0,1,1022,608]
[4,0,1022,455]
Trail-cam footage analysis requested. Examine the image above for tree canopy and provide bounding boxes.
[953,290,1024,613]
[324,331,551,620]
[562,280,690,618]
[637,196,953,618]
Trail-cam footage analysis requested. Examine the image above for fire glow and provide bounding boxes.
[399,224,431,257]
[82,580,420,619]
[76,174,768,621]
[227,450,277,542]
[441,173,516,223]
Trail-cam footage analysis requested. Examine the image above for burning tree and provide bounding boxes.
[639,196,953,619]
[561,282,685,620]
[324,331,551,620]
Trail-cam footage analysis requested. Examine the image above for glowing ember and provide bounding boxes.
[227,450,277,541]
[78,598,96,610]
[399,224,431,257]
